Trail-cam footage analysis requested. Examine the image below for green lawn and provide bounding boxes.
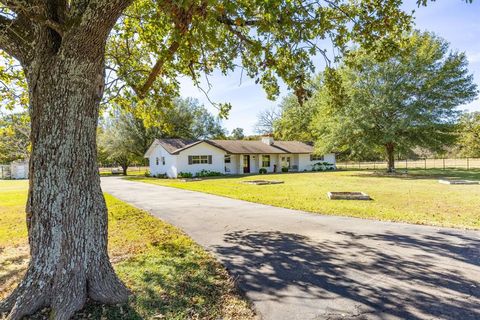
[128,169,480,229]
[0,180,254,320]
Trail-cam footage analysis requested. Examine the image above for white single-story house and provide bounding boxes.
[145,136,335,178]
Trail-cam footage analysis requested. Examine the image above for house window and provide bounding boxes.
[162,157,165,165]
[262,155,270,167]
[310,155,324,161]
[156,157,159,165]
[224,155,231,163]
[188,155,212,164]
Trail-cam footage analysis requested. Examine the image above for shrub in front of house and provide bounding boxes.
[195,170,223,177]
[281,167,289,173]
[178,172,193,178]
[155,173,168,179]
[259,168,267,174]
[144,170,151,177]
[312,162,335,171]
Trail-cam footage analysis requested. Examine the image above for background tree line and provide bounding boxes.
[261,32,479,172]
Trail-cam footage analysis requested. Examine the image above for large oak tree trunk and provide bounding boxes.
[0,42,129,320]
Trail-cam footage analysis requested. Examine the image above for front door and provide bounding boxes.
[243,155,250,173]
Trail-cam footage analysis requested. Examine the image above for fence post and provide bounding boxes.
[424,158,427,170]
[443,158,445,170]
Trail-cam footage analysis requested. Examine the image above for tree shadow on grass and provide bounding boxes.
[215,229,480,319]
[6,243,249,320]
[106,243,251,320]
[0,246,29,301]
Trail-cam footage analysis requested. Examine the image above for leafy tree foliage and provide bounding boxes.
[230,127,245,140]
[0,52,27,111]
[105,0,414,119]
[98,98,225,173]
[274,95,318,141]
[312,32,478,172]
[457,111,480,157]
[97,114,143,175]
[157,98,226,140]
[0,112,29,163]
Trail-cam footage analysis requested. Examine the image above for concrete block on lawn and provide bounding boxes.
[438,179,479,185]
[328,192,372,200]
[180,178,203,182]
[242,180,284,185]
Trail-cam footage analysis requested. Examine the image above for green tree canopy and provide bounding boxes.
[104,0,414,120]
[98,97,226,173]
[230,127,245,140]
[0,111,29,163]
[457,111,480,158]
[311,32,478,171]
[274,94,318,141]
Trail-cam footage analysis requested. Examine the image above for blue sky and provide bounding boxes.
[179,1,480,135]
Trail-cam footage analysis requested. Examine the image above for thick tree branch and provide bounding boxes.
[224,23,256,46]
[135,1,204,98]
[26,13,65,36]
[135,40,182,98]
[0,15,31,61]
[76,0,133,32]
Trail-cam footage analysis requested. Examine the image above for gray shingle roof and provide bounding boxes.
[147,138,315,156]
[157,138,200,154]
[207,140,287,154]
[270,141,314,154]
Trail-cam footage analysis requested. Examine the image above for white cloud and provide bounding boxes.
[467,51,480,64]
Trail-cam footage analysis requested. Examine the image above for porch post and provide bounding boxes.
[239,154,244,174]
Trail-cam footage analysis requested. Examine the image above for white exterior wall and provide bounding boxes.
[324,153,336,165]
[176,143,226,177]
[10,161,28,179]
[225,154,240,175]
[250,154,259,173]
[258,154,279,173]
[298,153,336,171]
[149,145,178,178]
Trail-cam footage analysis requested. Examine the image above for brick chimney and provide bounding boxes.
[261,135,274,145]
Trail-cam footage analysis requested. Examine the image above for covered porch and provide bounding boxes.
[225,154,300,175]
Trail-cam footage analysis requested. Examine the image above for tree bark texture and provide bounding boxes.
[0,33,129,320]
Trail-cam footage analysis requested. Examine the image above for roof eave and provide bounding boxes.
[144,139,160,158]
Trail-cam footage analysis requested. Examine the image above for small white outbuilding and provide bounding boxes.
[10,159,29,179]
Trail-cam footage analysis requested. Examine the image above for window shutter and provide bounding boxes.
[188,156,193,165]
[208,155,212,164]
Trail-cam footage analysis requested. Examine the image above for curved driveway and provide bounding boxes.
[102,177,480,320]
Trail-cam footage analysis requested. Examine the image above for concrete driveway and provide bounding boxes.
[102,177,480,320]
